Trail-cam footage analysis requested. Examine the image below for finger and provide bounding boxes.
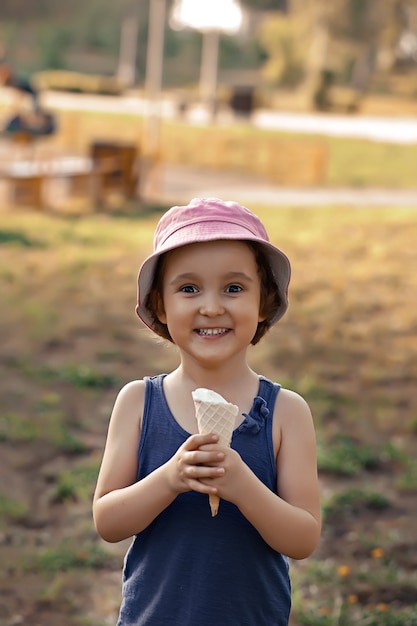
[187,478,218,495]
[185,449,225,467]
[184,463,225,480]
[198,442,226,453]
[183,433,219,451]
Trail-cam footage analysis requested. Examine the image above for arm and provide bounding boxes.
[201,389,321,559]
[93,380,225,543]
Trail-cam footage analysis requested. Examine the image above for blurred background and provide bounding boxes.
[2,0,417,113]
[1,0,417,206]
[0,2,417,626]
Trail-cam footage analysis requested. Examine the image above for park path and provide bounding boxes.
[153,162,417,207]
[39,90,417,145]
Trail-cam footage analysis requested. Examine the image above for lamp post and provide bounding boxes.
[144,0,167,155]
[170,0,243,119]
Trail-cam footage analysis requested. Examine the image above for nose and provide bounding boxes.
[199,291,225,317]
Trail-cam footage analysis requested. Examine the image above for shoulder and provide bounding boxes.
[272,386,315,452]
[260,377,310,413]
[275,387,312,418]
[109,379,147,432]
[115,378,146,407]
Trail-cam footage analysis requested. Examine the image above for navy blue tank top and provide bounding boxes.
[117,374,291,626]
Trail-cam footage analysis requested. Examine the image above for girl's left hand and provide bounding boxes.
[197,443,250,505]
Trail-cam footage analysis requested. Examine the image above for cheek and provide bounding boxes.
[158,293,188,327]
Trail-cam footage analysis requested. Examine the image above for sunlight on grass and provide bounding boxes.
[326,136,417,188]
[159,120,417,188]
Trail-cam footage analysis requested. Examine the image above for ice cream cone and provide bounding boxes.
[192,388,239,516]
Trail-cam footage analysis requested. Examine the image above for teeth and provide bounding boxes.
[198,328,228,336]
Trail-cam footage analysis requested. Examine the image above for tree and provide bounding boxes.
[258,0,412,110]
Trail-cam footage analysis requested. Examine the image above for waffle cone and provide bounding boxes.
[192,389,239,516]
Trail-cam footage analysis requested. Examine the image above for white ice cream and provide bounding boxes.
[192,388,228,404]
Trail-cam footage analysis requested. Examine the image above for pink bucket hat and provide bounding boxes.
[136,197,291,332]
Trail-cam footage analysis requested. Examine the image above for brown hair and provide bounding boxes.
[144,241,282,345]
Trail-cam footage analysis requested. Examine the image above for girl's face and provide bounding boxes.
[157,240,265,365]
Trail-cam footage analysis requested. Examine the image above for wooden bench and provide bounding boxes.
[0,156,99,209]
[0,146,139,210]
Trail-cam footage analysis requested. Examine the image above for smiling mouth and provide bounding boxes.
[197,328,230,337]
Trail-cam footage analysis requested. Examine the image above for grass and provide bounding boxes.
[396,459,417,492]
[324,135,417,188]
[0,408,86,452]
[54,458,102,502]
[32,539,113,574]
[294,605,417,626]
[322,487,391,521]
[317,434,385,476]
[0,203,416,624]
[0,493,28,525]
[158,120,417,187]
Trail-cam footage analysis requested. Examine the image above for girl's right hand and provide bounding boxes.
[166,434,225,495]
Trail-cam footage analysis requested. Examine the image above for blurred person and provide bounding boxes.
[0,58,55,139]
[0,57,39,108]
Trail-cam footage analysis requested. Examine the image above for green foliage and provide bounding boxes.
[257,13,306,86]
[0,230,43,247]
[34,539,112,574]
[330,0,380,42]
[322,487,390,521]
[57,363,119,389]
[23,361,119,390]
[74,2,121,51]
[0,493,28,524]
[317,434,381,476]
[54,459,101,502]
[38,25,72,70]
[0,409,86,452]
[409,417,417,434]
[0,412,40,442]
[396,458,417,492]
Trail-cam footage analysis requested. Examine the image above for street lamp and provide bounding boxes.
[144,0,167,155]
[170,0,243,119]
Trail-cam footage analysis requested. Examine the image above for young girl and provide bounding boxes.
[93,197,321,626]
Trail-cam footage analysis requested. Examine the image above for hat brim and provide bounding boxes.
[136,231,290,332]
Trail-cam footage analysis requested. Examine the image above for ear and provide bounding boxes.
[258,301,267,323]
[154,293,167,324]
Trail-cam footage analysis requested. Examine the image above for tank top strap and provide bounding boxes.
[138,374,170,460]
[258,375,281,409]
